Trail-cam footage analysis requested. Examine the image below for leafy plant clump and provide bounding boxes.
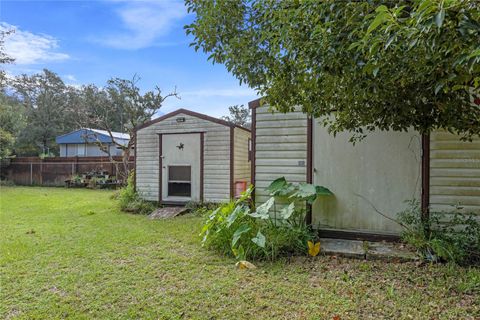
[118,172,156,215]
[185,201,219,216]
[200,178,333,261]
[0,179,15,186]
[398,200,480,265]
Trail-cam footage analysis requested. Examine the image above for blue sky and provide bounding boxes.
[0,0,258,117]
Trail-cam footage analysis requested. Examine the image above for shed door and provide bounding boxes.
[161,133,201,203]
[312,120,421,235]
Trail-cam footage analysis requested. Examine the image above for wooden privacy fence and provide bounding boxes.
[1,156,134,186]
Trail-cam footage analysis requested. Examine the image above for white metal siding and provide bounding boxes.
[59,145,67,157]
[312,125,421,234]
[430,132,480,215]
[233,128,251,184]
[254,105,308,204]
[136,113,231,202]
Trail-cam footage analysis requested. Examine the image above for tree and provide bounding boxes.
[0,93,25,160]
[12,69,74,155]
[77,75,178,183]
[0,28,25,160]
[222,104,251,128]
[0,29,14,86]
[185,0,480,140]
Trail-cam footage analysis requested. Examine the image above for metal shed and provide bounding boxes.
[249,98,480,239]
[134,109,251,204]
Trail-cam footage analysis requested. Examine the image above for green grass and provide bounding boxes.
[0,186,479,319]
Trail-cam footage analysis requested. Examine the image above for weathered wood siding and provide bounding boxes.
[136,112,231,202]
[430,132,480,215]
[254,105,308,203]
[233,127,251,184]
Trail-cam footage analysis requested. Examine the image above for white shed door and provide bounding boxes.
[312,121,421,234]
[161,133,201,203]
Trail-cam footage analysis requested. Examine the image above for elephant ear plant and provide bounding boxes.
[200,177,332,262]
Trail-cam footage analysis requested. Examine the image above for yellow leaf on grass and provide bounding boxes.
[236,260,257,270]
[308,241,321,257]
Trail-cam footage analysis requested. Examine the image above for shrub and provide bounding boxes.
[118,172,156,215]
[0,179,15,186]
[201,178,332,261]
[186,201,219,216]
[398,200,480,265]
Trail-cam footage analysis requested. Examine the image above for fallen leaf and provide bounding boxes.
[308,241,321,257]
[236,260,257,270]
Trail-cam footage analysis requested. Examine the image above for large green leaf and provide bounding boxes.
[315,185,334,196]
[226,205,247,228]
[265,177,287,195]
[232,224,251,247]
[251,230,266,248]
[279,202,295,220]
[250,197,274,219]
[290,183,317,199]
[290,183,333,204]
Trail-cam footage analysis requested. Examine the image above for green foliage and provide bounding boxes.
[0,91,25,159]
[221,104,251,128]
[11,69,74,155]
[267,176,333,205]
[201,179,332,261]
[455,268,480,294]
[185,200,219,216]
[398,200,480,265]
[0,128,14,160]
[118,172,155,215]
[0,179,15,186]
[186,0,480,141]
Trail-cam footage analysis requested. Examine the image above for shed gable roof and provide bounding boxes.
[135,108,250,133]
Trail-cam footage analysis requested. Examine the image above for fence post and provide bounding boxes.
[30,163,33,185]
[71,163,74,175]
[40,159,43,186]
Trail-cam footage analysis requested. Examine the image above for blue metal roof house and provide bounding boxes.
[55,128,130,157]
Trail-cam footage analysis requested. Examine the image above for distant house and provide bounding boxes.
[56,128,130,157]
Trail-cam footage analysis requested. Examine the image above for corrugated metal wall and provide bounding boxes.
[429,132,480,215]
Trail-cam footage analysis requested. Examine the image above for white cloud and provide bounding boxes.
[0,22,69,65]
[65,74,77,82]
[96,0,188,49]
[162,86,259,118]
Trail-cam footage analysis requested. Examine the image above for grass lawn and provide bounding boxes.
[0,186,479,319]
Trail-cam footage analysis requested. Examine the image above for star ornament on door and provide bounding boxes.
[176,143,184,150]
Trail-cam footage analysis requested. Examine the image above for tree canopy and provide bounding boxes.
[185,0,480,140]
[11,70,74,155]
[2,70,176,160]
[222,104,251,128]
